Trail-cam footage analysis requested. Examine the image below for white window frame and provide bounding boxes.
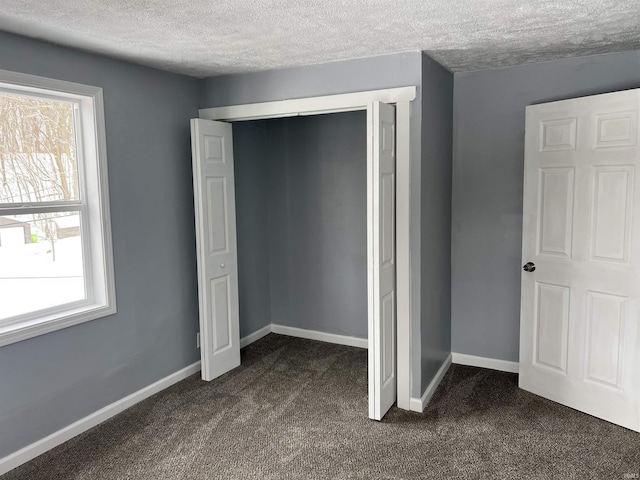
[0,69,116,346]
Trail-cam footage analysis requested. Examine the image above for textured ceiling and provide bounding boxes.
[0,1,639,77]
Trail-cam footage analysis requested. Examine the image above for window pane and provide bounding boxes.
[0,212,86,320]
[0,93,80,204]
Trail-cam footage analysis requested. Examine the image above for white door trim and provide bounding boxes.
[199,86,416,411]
[198,87,416,121]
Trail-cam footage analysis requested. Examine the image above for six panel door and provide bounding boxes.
[520,89,640,432]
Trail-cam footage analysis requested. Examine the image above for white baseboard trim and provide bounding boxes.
[271,324,368,349]
[3,324,366,475]
[0,361,201,477]
[452,352,519,373]
[239,324,272,348]
[409,353,452,412]
[240,323,368,350]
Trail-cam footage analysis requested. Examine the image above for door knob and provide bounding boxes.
[523,262,536,272]
[220,263,225,269]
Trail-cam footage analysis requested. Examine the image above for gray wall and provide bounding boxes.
[452,50,640,362]
[233,113,368,338]
[200,52,429,397]
[420,54,453,389]
[0,31,200,457]
[232,121,272,338]
[266,112,368,338]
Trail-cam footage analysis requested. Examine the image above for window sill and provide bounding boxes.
[0,303,117,347]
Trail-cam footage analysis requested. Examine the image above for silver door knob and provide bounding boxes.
[523,262,535,272]
[220,263,225,268]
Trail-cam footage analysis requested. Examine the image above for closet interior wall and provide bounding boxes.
[233,111,368,340]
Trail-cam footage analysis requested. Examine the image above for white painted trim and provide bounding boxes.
[409,354,452,412]
[395,100,411,411]
[0,68,107,98]
[0,362,200,477]
[452,353,519,373]
[239,324,368,349]
[239,324,272,348]
[199,87,416,122]
[272,324,367,349]
[199,86,415,413]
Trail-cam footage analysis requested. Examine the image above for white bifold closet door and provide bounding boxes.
[190,118,241,381]
[368,101,397,420]
[520,88,640,432]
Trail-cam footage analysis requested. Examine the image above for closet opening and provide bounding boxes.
[233,111,368,349]
[192,86,415,419]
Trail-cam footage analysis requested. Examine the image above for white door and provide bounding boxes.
[520,89,640,431]
[190,118,241,381]
[368,101,397,420]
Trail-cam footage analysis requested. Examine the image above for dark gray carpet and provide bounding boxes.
[3,334,639,479]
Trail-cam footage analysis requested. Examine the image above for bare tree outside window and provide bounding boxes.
[0,92,85,320]
[0,93,78,202]
[0,93,80,261]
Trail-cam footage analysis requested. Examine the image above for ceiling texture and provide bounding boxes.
[0,0,639,77]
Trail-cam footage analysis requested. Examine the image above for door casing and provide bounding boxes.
[199,86,416,411]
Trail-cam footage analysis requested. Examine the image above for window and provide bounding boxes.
[0,70,115,346]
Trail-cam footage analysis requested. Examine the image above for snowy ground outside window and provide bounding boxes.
[0,233,85,321]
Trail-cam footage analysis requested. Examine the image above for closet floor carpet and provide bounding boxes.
[3,333,638,480]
